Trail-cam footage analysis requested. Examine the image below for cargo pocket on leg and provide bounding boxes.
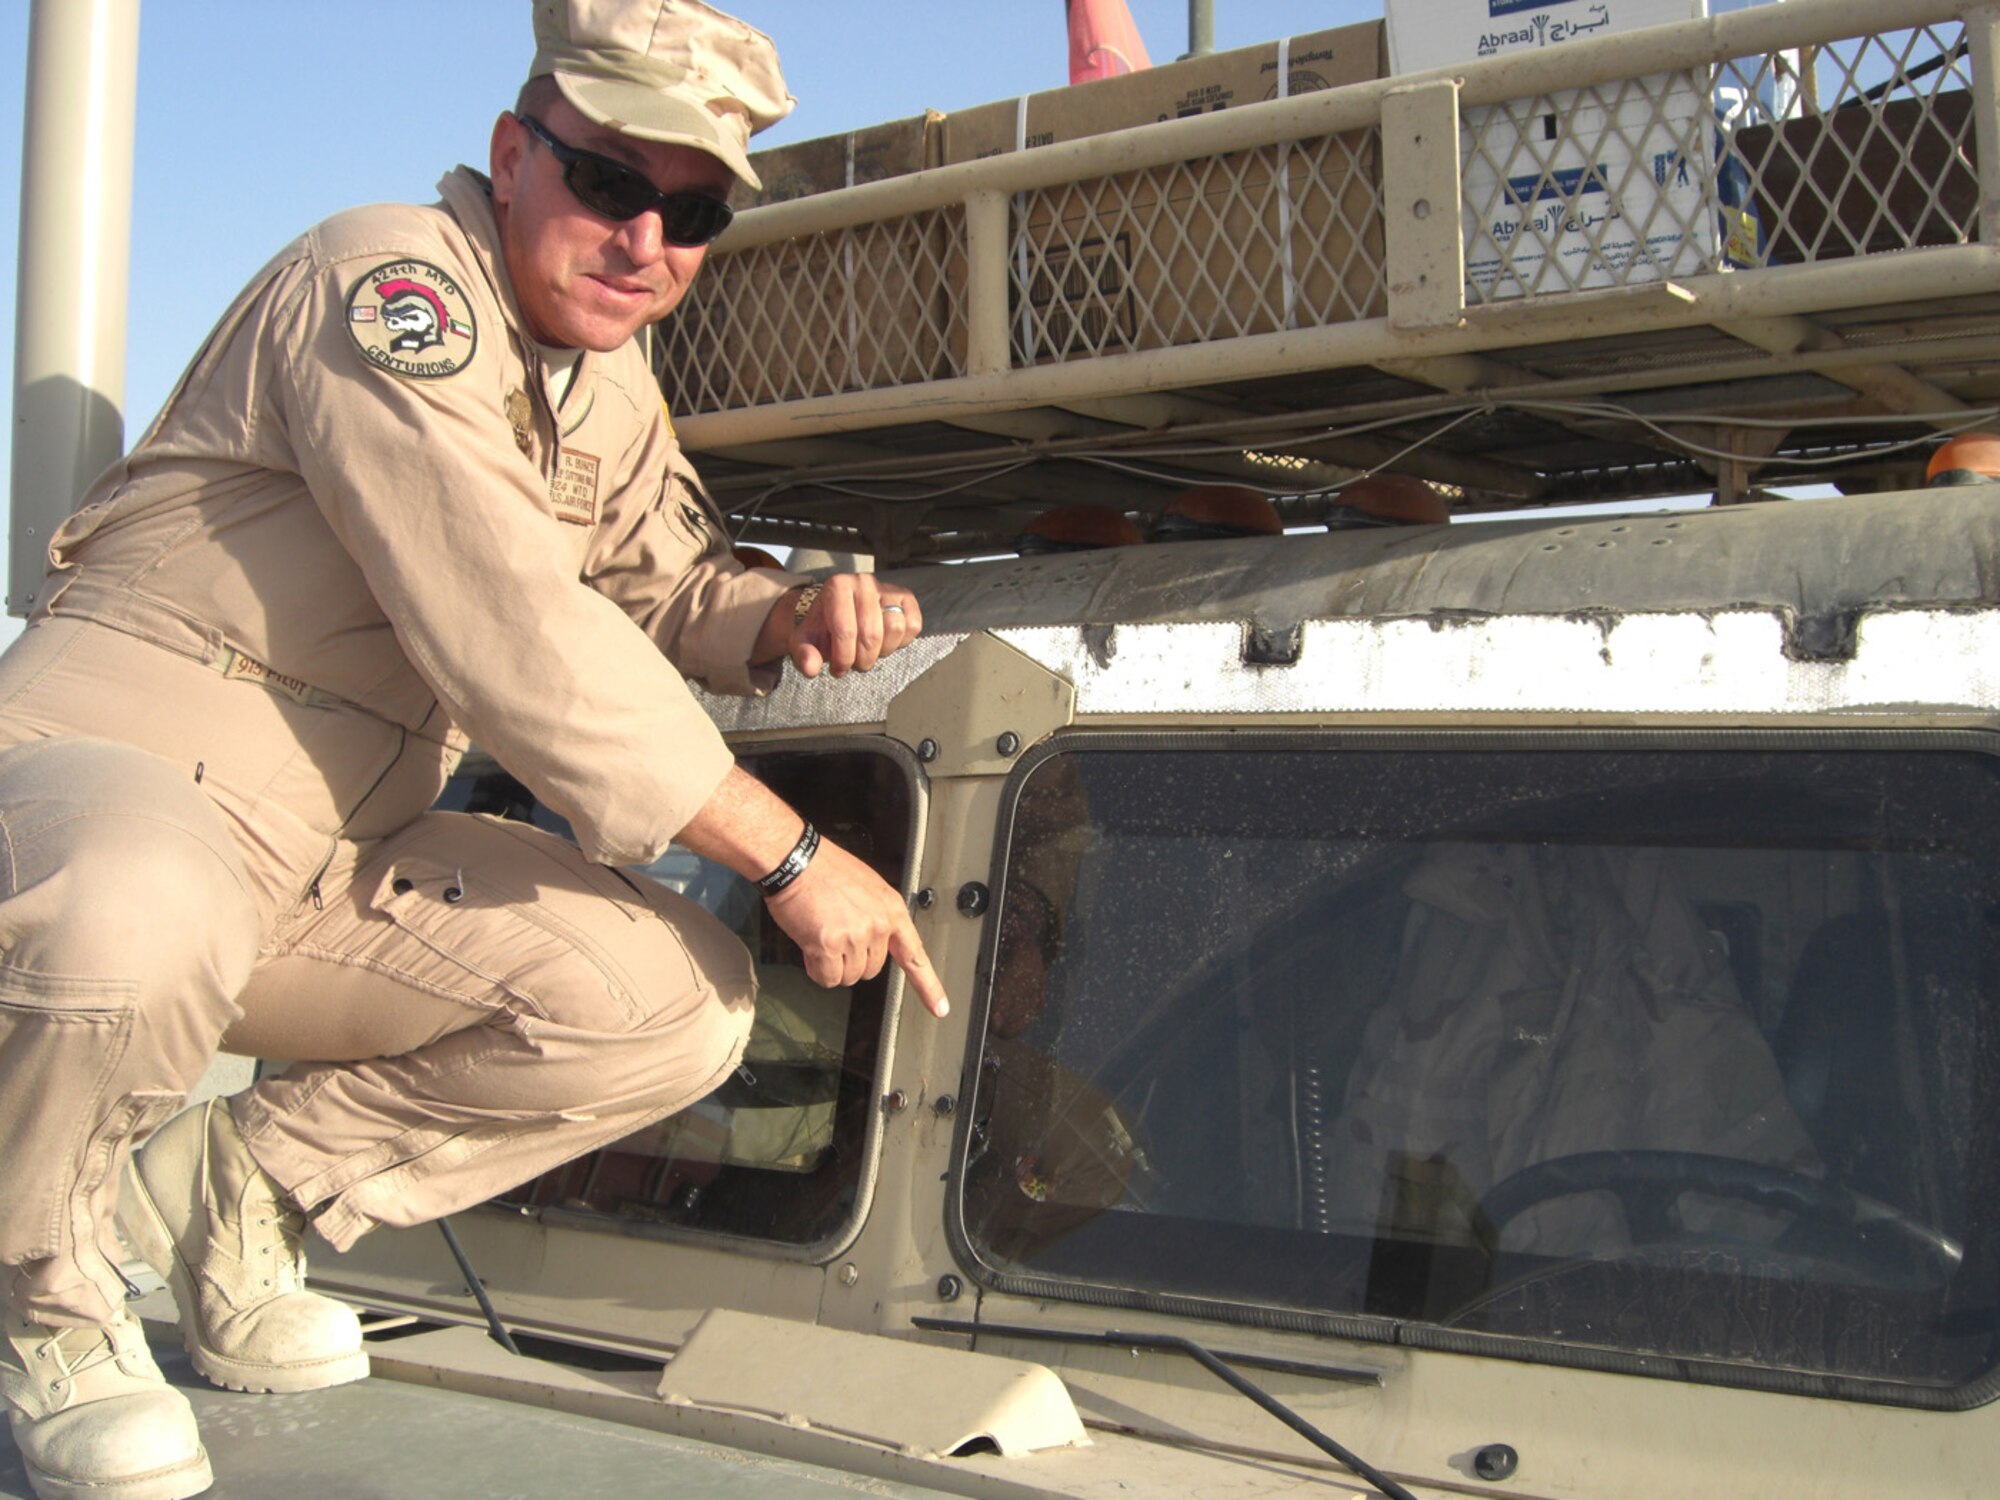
[0,968,138,1265]
[361,854,563,1023]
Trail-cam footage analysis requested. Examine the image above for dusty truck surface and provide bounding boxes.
[11,0,2000,1496]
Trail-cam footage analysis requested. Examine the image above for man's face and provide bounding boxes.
[489,96,734,352]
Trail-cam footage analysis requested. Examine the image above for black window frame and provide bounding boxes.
[448,734,927,1265]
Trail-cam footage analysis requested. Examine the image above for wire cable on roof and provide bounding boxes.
[719,397,2000,529]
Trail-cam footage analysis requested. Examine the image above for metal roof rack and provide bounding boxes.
[655,0,2000,561]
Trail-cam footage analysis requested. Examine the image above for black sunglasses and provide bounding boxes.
[517,115,735,247]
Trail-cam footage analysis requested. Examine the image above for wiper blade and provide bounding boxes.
[914,1316,1415,1500]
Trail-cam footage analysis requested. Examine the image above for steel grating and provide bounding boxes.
[1462,21,1978,301]
[1723,21,1979,265]
[660,3,2000,556]
[1462,70,1720,299]
[658,208,969,411]
[1010,131,1387,363]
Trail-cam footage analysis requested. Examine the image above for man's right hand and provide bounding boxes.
[675,766,948,1018]
[764,836,949,1017]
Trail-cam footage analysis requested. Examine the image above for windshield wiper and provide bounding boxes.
[913,1316,1416,1500]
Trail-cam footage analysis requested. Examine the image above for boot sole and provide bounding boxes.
[22,1445,213,1500]
[116,1160,370,1396]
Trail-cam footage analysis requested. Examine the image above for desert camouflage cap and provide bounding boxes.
[530,0,794,190]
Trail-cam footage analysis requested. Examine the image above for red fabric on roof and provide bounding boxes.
[1067,0,1151,83]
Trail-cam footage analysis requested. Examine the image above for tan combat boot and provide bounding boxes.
[1,1306,211,1500]
[117,1101,368,1394]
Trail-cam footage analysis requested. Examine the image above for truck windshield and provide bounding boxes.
[956,735,2000,1406]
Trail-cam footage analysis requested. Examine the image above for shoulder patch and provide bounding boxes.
[346,259,477,378]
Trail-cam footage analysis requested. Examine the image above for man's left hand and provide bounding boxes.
[787,574,923,678]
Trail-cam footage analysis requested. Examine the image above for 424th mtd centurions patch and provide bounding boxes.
[347,260,477,378]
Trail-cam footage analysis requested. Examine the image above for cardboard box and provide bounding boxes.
[682,24,1386,404]
[944,23,1384,163]
[742,111,944,209]
[1010,131,1385,363]
[670,216,964,410]
[1738,90,1978,264]
[1386,0,1704,76]
[1385,0,1740,300]
[674,110,957,411]
[1460,78,1721,298]
[945,23,1387,364]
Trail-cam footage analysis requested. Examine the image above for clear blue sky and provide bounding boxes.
[1,1,1375,513]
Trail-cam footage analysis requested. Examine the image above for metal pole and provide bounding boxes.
[1969,4,2000,246]
[437,1218,524,1358]
[964,190,1013,377]
[1186,0,1214,59]
[11,0,141,616]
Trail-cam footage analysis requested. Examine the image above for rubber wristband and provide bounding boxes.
[756,821,820,896]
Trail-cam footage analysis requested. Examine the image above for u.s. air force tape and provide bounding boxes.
[346,259,477,379]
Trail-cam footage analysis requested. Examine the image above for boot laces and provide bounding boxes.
[253,1199,310,1291]
[27,1317,131,1396]
[199,1108,311,1292]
